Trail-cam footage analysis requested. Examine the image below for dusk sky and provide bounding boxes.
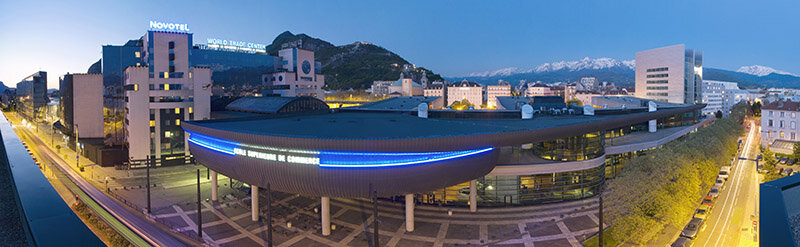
[1,0,798,89]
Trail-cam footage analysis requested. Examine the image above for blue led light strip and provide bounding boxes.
[318,147,494,168]
[186,132,494,168]
[186,131,239,155]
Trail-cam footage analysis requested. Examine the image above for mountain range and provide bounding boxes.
[449,57,800,88]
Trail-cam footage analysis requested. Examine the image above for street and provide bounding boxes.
[691,119,759,247]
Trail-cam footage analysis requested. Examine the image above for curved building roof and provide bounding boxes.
[184,103,704,198]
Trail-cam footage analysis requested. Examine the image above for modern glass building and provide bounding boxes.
[15,71,48,122]
[634,44,703,104]
[182,96,708,235]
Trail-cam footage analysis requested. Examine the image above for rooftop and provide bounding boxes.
[345,96,440,111]
[763,99,800,111]
[186,107,695,140]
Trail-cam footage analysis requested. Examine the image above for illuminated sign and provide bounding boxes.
[149,21,191,33]
[187,132,493,168]
[207,38,266,50]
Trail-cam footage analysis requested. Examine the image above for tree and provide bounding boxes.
[793,142,800,160]
[449,99,474,110]
[567,98,583,106]
[751,101,762,116]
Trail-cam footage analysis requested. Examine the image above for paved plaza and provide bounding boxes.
[147,189,603,247]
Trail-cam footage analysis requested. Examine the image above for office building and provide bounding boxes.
[702,80,748,116]
[261,48,325,99]
[59,73,104,140]
[486,82,512,108]
[123,28,212,164]
[447,80,483,107]
[635,44,703,104]
[16,71,48,122]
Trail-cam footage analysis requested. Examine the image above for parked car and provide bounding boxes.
[790,159,796,165]
[695,205,711,220]
[681,217,705,239]
[780,157,787,164]
[702,195,714,208]
[671,236,693,247]
[709,188,720,198]
[719,166,730,180]
[783,168,794,176]
[715,177,725,190]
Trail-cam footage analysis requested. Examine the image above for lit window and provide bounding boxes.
[165,131,172,138]
[781,131,785,138]
[174,108,180,114]
[164,72,169,78]
[149,120,155,127]
[175,119,180,126]
[188,107,193,114]
[136,63,140,67]
[135,51,141,58]
[164,84,170,91]
[189,72,192,78]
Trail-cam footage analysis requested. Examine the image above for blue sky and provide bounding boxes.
[1,0,798,88]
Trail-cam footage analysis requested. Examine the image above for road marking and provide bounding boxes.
[703,121,755,247]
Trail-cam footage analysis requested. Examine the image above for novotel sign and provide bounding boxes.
[207,38,267,50]
[149,21,191,33]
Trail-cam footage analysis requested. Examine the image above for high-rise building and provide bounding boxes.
[59,73,104,141]
[635,44,703,104]
[262,48,325,99]
[123,28,212,164]
[16,71,48,122]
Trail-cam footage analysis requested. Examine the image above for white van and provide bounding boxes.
[719,166,731,180]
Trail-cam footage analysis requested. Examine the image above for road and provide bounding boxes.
[693,119,759,247]
[8,113,193,247]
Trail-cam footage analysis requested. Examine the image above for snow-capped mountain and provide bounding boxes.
[451,58,800,89]
[468,67,524,77]
[532,57,635,73]
[468,57,634,77]
[736,65,797,77]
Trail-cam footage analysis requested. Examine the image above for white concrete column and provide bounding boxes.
[648,101,658,133]
[469,180,477,212]
[405,194,415,232]
[251,185,259,221]
[321,197,331,236]
[211,170,218,201]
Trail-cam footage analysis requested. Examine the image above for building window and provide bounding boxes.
[149,120,155,127]
[781,120,785,128]
[793,121,796,130]
[175,119,180,126]
[781,112,785,117]
[769,120,774,127]
[770,111,774,116]
[168,41,175,49]
[793,132,796,140]
[174,108,180,114]
[135,51,141,58]
[781,131,785,139]
[794,113,797,118]
[169,53,175,61]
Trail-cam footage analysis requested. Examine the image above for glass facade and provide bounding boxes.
[425,166,605,207]
[533,131,604,161]
[418,111,702,207]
